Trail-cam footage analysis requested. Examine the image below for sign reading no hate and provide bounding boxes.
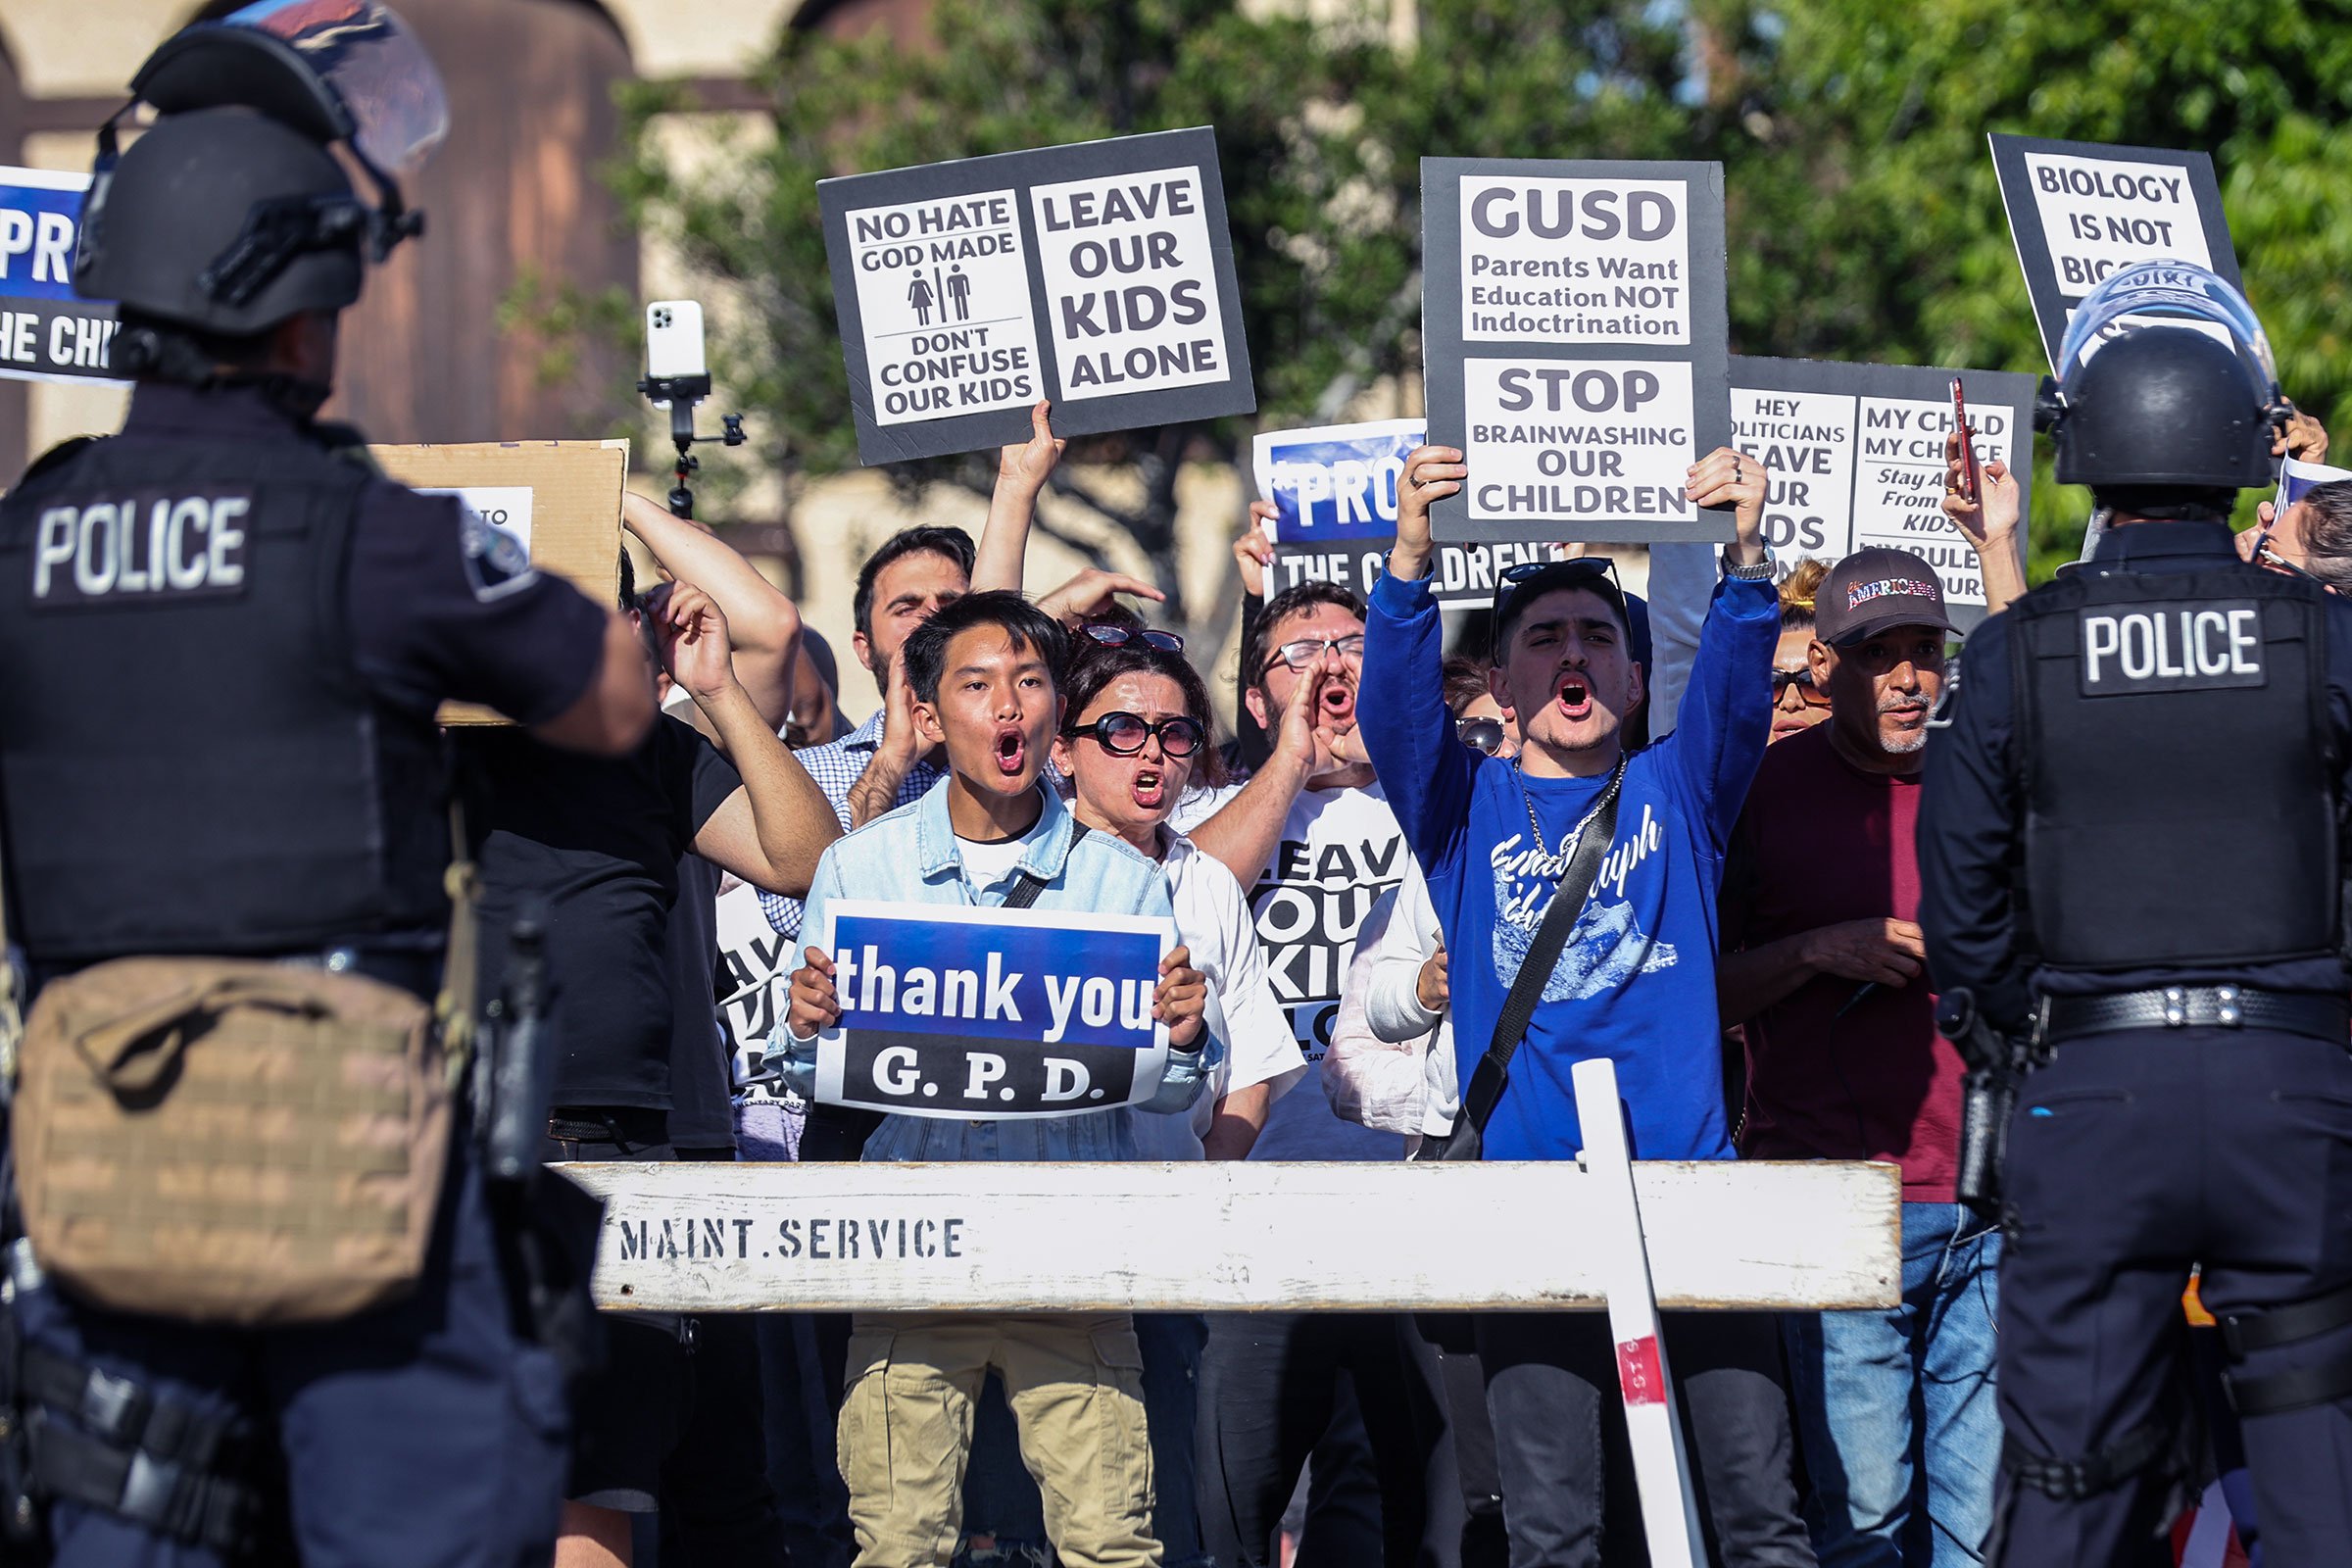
[821,129,1255,464]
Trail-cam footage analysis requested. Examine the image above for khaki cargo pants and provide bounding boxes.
[838,1311,1160,1568]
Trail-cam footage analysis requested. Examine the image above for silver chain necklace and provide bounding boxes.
[1512,755,1627,863]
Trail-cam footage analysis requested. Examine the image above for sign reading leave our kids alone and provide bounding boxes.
[819,129,1255,464]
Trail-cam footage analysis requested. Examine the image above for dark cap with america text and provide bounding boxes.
[1813,548,1955,646]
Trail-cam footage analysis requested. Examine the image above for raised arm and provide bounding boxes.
[623,489,803,730]
[971,400,1066,594]
[1664,449,1780,847]
[660,583,840,897]
[1939,432,2028,617]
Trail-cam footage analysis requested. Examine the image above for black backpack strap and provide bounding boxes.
[1003,824,1087,909]
[1449,760,1626,1153]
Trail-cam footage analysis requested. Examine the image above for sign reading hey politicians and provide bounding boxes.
[1729,358,2034,621]
[0,167,122,386]
[1423,158,1734,545]
[1989,135,2240,370]
[1252,417,1572,606]
[820,129,1253,465]
[813,902,1177,1120]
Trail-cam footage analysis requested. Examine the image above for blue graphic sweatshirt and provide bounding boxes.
[1359,566,1778,1161]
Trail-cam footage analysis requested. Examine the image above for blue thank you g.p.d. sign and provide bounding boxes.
[814,901,1176,1119]
[0,167,122,385]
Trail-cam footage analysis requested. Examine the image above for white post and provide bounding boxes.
[1572,1056,1706,1566]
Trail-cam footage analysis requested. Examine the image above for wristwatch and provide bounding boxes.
[1722,549,1776,581]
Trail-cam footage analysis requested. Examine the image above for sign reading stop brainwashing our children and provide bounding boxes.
[0,168,122,386]
[1729,358,2034,621]
[810,903,1178,1120]
[1989,134,2240,371]
[1422,158,1735,546]
[820,128,1254,465]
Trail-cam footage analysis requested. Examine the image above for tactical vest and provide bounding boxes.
[2008,564,2340,973]
[0,428,449,964]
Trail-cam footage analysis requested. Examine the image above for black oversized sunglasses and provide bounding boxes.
[1081,621,1186,653]
[1063,711,1207,758]
[1457,715,1507,756]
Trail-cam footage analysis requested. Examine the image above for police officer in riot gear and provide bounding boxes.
[1919,260,2352,1563]
[0,5,654,1562]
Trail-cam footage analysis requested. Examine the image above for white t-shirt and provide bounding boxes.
[1130,832,1308,1160]
[956,820,1047,892]
[1173,779,1408,1160]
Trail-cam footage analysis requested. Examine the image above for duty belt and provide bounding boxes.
[2046,986,2352,1045]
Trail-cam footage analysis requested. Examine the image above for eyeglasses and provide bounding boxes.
[1080,621,1185,653]
[1772,667,1831,708]
[2253,524,2326,585]
[1063,710,1207,758]
[1457,715,1507,756]
[1261,633,1365,676]
[1490,556,1624,640]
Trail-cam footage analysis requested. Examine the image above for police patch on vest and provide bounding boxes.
[2079,599,2265,695]
[28,493,251,609]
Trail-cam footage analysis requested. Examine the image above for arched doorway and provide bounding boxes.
[196,0,641,443]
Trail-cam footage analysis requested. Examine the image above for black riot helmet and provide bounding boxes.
[75,1,446,350]
[2037,261,2289,498]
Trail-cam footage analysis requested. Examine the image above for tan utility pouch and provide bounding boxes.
[11,958,454,1324]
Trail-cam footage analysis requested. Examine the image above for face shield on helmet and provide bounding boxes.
[2054,260,2279,406]
[2038,260,2289,497]
[77,1,446,324]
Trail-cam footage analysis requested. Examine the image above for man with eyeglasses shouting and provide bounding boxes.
[1176,579,1460,1568]
[1363,440,1815,1566]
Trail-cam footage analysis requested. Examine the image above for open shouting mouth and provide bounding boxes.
[1130,764,1167,811]
[993,724,1027,777]
[1555,673,1594,723]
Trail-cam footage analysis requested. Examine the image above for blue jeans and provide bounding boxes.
[1783,1202,2001,1567]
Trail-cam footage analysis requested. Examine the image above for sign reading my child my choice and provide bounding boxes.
[820,128,1255,465]
[812,903,1178,1120]
[1422,158,1734,546]
[1988,134,2240,370]
[1729,358,2034,622]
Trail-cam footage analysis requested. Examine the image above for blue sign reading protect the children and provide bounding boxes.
[1252,416,1572,606]
[813,902,1176,1119]
[0,167,122,384]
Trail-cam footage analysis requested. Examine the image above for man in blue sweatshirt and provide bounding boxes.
[1362,444,1811,1567]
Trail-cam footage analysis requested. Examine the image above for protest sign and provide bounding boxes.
[1989,135,2239,370]
[821,128,1254,465]
[2276,456,2352,512]
[1422,159,1733,545]
[1729,358,2034,621]
[0,168,122,386]
[1252,416,1572,606]
[811,901,1177,1120]
[370,439,630,725]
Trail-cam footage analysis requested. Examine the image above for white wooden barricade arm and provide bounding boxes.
[558,1153,1899,1315]
[1572,1055,1705,1568]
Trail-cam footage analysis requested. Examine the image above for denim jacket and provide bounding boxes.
[771,778,1209,1160]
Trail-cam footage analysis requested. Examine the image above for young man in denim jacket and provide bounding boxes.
[777,592,1209,1568]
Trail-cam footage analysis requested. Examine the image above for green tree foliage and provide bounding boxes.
[614,0,2352,593]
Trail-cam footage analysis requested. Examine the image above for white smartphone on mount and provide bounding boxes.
[645,299,707,384]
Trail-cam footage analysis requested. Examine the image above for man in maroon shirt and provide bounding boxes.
[1719,548,2000,1566]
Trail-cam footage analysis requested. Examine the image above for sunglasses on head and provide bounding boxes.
[1062,710,1207,758]
[1490,556,1625,639]
[1080,621,1185,653]
[1457,714,1507,756]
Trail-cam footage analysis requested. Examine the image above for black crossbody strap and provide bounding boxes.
[1454,761,1626,1143]
[1003,824,1088,910]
